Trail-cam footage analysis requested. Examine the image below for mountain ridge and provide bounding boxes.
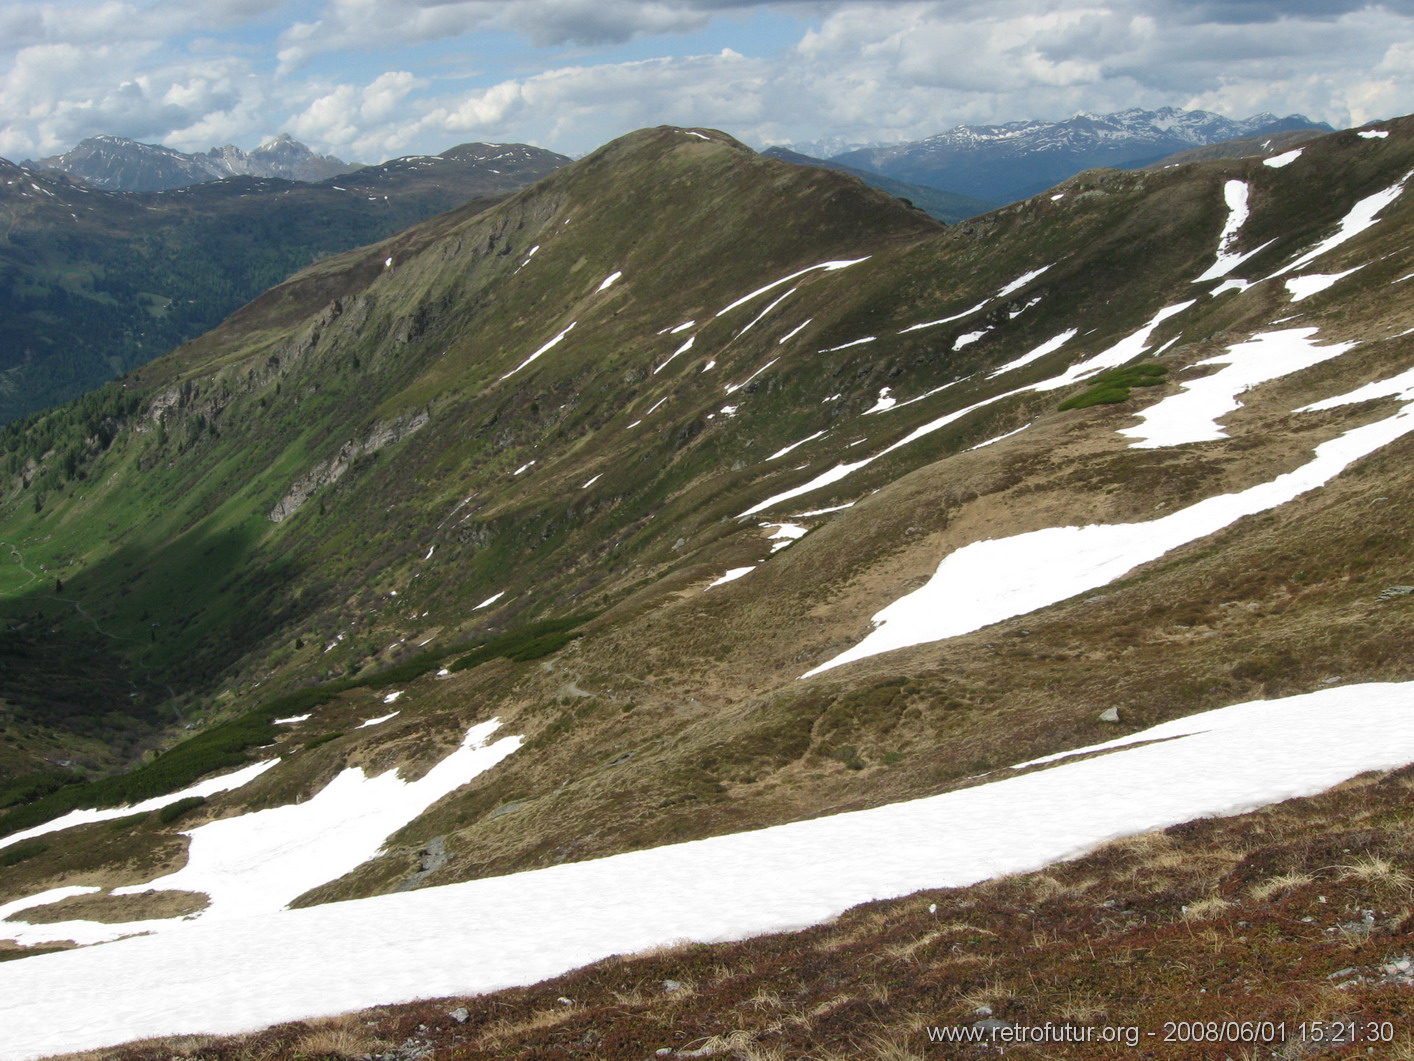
[0,117,1412,1057]
[23,134,354,192]
[0,141,570,424]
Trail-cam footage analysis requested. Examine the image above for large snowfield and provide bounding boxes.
[2,682,1414,1060]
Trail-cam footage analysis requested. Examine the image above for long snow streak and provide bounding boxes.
[654,334,695,374]
[994,264,1052,299]
[804,392,1414,676]
[987,329,1078,378]
[740,303,1193,517]
[6,682,1414,1060]
[715,258,870,316]
[899,265,1052,335]
[1269,170,1412,279]
[500,321,577,380]
[766,430,827,461]
[0,761,279,853]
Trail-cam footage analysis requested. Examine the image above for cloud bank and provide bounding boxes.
[2,0,1412,161]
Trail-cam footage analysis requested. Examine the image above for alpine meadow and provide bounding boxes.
[1,117,1413,1060]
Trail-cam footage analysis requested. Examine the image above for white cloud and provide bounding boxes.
[2,0,1414,162]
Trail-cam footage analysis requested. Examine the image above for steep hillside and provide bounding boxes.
[0,143,569,424]
[1,118,1413,1057]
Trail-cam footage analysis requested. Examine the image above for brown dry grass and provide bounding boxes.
[10,889,207,924]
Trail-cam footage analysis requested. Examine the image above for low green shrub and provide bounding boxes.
[157,796,206,824]
[0,769,85,811]
[0,840,48,867]
[450,613,598,673]
[303,732,343,751]
[1059,362,1168,410]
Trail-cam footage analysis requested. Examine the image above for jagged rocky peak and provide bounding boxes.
[23,133,354,191]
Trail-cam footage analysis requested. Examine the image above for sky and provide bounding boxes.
[2,0,1413,163]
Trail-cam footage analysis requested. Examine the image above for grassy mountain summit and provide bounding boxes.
[1,119,1414,1055]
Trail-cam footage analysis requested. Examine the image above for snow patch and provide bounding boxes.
[987,329,1078,378]
[358,712,399,729]
[1269,170,1412,279]
[778,319,813,344]
[597,271,622,292]
[794,501,855,517]
[654,335,695,374]
[1121,327,1357,448]
[805,395,1414,676]
[994,264,1052,299]
[1263,149,1303,168]
[863,387,896,414]
[968,422,1032,450]
[1285,267,1364,302]
[473,592,505,610]
[767,431,827,461]
[705,566,756,589]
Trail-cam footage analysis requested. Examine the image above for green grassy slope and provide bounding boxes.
[0,118,1411,916]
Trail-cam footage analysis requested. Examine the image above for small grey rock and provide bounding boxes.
[1098,707,1121,723]
[662,979,683,992]
[448,1007,469,1024]
[972,1018,1014,1032]
[1377,585,1414,601]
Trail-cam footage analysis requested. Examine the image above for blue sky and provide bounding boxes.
[3,1,1413,162]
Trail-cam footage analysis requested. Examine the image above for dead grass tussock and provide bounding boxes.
[744,986,784,1012]
[957,979,1016,1012]
[291,1014,382,1058]
[475,1002,581,1047]
[1339,853,1412,891]
[1248,869,1315,900]
[1181,894,1232,921]
[1055,991,1109,1022]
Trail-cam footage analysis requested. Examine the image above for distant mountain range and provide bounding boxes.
[833,107,1335,203]
[760,146,998,222]
[23,134,355,192]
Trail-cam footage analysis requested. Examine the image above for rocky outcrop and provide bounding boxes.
[269,412,429,522]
